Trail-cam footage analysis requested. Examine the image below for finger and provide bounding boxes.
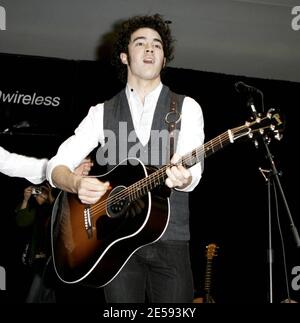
[170,166,188,186]
[166,167,188,188]
[78,186,108,200]
[166,167,178,184]
[78,196,101,205]
[176,165,191,181]
[170,153,181,164]
[78,189,106,204]
[80,178,109,191]
[166,168,179,188]
[80,163,92,176]
[165,177,175,188]
[78,179,110,204]
[170,166,186,182]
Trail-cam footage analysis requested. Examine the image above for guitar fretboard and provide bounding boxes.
[121,128,239,204]
[204,259,213,293]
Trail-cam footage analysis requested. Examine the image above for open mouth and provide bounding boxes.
[143,58,154,64]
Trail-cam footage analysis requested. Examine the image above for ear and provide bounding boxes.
[120,53,128,65]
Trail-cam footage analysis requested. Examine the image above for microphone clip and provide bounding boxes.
[235,81,265,118]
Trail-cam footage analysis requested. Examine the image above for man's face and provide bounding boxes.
[121,27,166,82]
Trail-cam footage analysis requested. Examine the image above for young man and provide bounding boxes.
[47,14,204,302]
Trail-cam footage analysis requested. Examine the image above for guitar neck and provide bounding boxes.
[137,112,281,195]
[178,129,234,169]
[204,259,213,295]
[126,129,234,202]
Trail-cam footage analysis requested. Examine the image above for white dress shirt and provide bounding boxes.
[47,83,205,191]
[0,146,47,184]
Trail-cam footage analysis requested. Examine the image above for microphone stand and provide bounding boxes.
[248,97,300,304]
[261,138,300,249]
[259,166,274,303]
[260,135,300,303]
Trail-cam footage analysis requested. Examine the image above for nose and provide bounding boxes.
[145,44,154,53]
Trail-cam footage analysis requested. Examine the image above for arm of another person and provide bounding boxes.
[0,146,47,184]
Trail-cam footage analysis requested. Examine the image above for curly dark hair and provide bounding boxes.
[111,14,175,83]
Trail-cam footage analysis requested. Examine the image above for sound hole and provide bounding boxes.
[106,186,129,218]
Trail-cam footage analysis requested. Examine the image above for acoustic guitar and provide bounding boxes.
[193,242,218,303]
[51,110,282,287]
[204,243,219,303]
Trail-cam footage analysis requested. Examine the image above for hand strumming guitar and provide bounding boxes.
[72,158,110,205]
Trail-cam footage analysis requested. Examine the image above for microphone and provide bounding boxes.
[235,81,264,115]
[234,81,261,95]
[12,120,30,129]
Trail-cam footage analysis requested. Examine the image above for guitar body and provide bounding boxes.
[51,158,170,287]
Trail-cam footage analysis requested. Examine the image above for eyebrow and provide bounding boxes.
[132,36,163,45]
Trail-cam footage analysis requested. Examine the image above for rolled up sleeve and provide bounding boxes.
[175,96,205,192]
[46,104,104,187]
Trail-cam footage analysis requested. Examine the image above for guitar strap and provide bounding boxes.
[165,92,181,162]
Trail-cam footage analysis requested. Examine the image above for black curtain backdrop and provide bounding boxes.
[0,53,299,304]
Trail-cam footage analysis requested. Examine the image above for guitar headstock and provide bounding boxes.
[231,108,284,143]
[206,243,219,260]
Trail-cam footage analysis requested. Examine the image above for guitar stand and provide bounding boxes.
[258,136,300,303]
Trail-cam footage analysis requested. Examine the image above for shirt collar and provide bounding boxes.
[125,82,163,105]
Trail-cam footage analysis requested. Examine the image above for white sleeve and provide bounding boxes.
[175,96,205,192]
[46,103,105,186]
[0,146,48,184]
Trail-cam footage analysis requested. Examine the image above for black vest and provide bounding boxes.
[101,85,190,240]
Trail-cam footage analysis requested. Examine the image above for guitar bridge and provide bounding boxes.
[84,206,93,239]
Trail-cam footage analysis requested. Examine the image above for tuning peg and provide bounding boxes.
[267,108,275,118]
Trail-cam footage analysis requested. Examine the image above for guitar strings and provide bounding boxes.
[88,126,244,216]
